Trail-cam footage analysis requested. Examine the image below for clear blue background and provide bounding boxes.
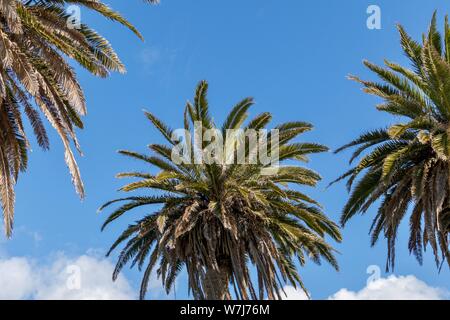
[3,0,450,299]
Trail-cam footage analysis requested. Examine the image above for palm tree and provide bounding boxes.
[334,12,450,270]
[0,0,156,237]
[100,80,341,300]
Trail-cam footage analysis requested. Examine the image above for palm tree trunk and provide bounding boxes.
[203,266,231,300]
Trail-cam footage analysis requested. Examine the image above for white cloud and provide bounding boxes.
[0,253,138,300]
[280,286,309,300]
[329,275,449,300]
[0,257,35,299]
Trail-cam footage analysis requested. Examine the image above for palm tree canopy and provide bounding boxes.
[0,0,148,237]
[100,80,341,300]
[334,12,450,271]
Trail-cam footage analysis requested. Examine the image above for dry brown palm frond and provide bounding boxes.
[0,0,156,237]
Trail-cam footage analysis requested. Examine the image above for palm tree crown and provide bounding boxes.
[0,0,145,237]
[100,81,341,300]
[334,12,450,270]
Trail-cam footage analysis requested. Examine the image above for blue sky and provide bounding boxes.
[1,0,449,300]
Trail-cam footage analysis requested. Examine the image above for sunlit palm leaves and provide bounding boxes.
[334,12,450,270]
[100,80,341,300]
[0,0,146,237]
